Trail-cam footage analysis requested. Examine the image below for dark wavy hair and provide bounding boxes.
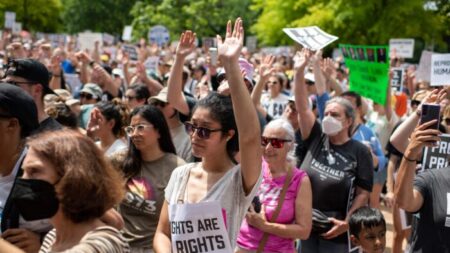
[122,105,176,179]
[127,84,150,101]
[195,92,238,163]
[95,99,129,137]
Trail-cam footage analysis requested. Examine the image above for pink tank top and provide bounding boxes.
[237,161,307,253]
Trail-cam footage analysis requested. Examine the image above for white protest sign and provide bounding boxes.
[144,56,159,72]
[260,46,293,56]
[12,22,21,34]
[416,51,434,82]
[78,32,103,51]
[283,26,338,51]
[122,25,132,41]
[169,201,232,253]
[391,67,404,92]
[4,11,15,29]
[430,54,450,86]
[64,73,83,94]
[422,134,450,170]
[148,25,170,47]
[389,39,415,58]
[202,37,216,49]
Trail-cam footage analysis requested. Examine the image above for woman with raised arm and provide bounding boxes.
[154,18,262,252]
[294,49,373,253]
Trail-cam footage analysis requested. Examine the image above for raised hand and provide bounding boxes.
[176,31,196,57]
[217,18,244,63]
[310,49,323,64]
[321,57,336,78]
[293,48,312,71]
[259,55,275,80]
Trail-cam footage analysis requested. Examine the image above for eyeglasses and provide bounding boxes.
[261,136,292,148]
[151,100,168,108]
[125,95,137,101]
[267,81,279,85]
[124,124,154,135]
[184,122,222,139]
[79,93,93,100]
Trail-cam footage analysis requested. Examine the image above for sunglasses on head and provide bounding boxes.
[79,93,94,100]
[261,136,292,149]
[184,122,222,139]
[410,100,421,107]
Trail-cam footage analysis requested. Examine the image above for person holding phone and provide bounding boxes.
[395,120,450,253]
[236,118,312,253]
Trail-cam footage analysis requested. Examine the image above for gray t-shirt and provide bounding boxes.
[171,124,194,163]
[165,163,262,249]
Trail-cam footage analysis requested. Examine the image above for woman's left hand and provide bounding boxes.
[321,217,348,239]
[245,206,267,230]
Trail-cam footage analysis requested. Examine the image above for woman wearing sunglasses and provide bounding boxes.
[294,49,373,253]
[154,19,262,252]
[260,74,290,120]
[87,99,129,157]
[115,105,185,252]
[236,118,312,253]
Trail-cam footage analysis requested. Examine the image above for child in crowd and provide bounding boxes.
[349,207,386,253]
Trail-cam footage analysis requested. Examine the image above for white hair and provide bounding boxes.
[264,118,295,141]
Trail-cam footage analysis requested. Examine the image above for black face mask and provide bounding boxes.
[10,178,59,221]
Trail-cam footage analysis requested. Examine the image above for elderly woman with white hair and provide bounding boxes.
[236,118,312,253]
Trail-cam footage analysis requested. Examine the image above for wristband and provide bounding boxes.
[403,155,416,162]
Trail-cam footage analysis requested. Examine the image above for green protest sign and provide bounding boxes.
[340,44,390,105]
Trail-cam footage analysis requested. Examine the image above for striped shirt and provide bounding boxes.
[39,226,130,253]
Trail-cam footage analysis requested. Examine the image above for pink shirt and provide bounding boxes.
[237,161,307,253]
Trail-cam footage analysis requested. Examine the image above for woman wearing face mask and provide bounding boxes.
[10,130,129,253]
[293,49,373,253]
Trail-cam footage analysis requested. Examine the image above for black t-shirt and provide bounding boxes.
[178,92,197,123]
[300,121,373,241]
[411,167,450,253]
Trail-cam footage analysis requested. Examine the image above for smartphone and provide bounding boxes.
[420,104,441,130]
[251,196,261,213]
[209,47,218,66]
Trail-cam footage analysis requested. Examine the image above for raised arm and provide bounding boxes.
[395,121,441,212]
[251,55,275,118]
[311,50,326,96]
[294,49,316,140]
[166,31,196,115]
[390,89,446,153]
[217,18,261,194]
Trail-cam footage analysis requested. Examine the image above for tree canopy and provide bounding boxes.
[0,0,63,32]
[251,0,446,48]
[130,0,257,42]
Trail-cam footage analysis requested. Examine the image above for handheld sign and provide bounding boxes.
[389,39,415,59]
[122,45,138,61]
[430,54,450,86]
[283,26,338,51]
[422,134,450,170]
[340,44,390,105]
[416,51,434,82]
[148,25,170,47]
[391,67,405,92]
[4,11,15,29]
[78,32,103,51]
[122,26,133,41]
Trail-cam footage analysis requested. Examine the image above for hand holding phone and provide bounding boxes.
[420,104,441,130]
[251,196,261,213]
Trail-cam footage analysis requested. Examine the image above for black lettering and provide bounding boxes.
[186,220,193,233]
[176,240,185,253]
[198,219,206,232]
[204,219,212,231]
[188,239,198,253]
[196,237,208,252]
[211,218,220,230]
[205,235,215,250]
[215,235,226,249]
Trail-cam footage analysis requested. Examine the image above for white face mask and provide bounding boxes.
[322,115,343,136]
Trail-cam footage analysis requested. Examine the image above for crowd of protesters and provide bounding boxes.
[0,17,449,253]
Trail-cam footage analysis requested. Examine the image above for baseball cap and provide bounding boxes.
[5,58,54,95]
[148,87,168,104]
[0,83,39,137]
[80,83,103,99]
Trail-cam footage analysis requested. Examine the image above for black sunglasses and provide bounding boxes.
[184,122,222,139]
[5,80,36,86]
[79,93,93,100]
[306,81,315,86]
[261,136,292,149]
[410,100,421,107]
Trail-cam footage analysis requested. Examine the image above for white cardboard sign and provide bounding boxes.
[389,39,415,58]
[430,54,450,86]
[283,26,338,51]
[4,11,15,29]
[416,51,434,82]
[122,26,132,41]
[77,32,103,51]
